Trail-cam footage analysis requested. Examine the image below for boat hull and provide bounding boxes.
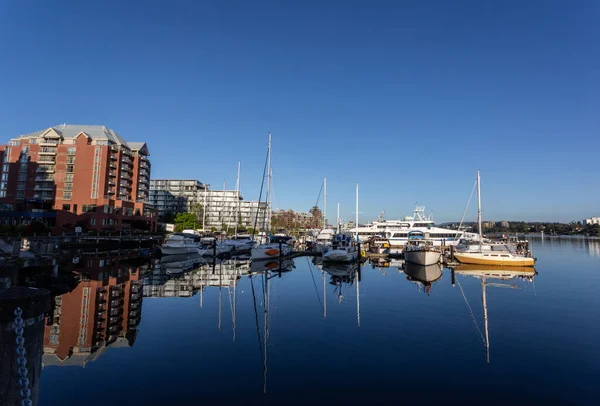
[161,246,199,255]
[404,250,441,266]
[322,249,358,263]
[454,252,535,267]
[251,244,292,261]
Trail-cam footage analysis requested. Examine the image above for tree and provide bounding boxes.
[174,212,200,232]
[190,203,204,227]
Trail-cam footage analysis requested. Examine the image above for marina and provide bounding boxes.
[1,236,599,405]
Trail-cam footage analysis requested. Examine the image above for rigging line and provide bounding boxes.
[313,180,324,211]
[306,257,324,312]
[250,276,265,362]
[252,142,270,240]
[457,278,486,346]
[456,179,478,239]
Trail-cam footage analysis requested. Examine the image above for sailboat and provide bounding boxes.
[322,184,360,263]
[454,171,535,267]
[251,133,292,261]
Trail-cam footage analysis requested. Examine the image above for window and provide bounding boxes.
[67,148,76,155]
[62,191,72,200]
[90,218,96,225]
[62,204,71,211]
[65,174,74,182]
[64,183,73,191]
[73,204,77,213]
[82,205,96,213]
[66,165,74,173]
[66,156,75,164]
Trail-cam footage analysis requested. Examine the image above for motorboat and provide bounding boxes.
[197,237,234,257]
[222,234,256,253]
[322,233,359,263]
[314,228,335,252]
[251,241,292,261]
[368,235,390,255]
[403,231,441,266]
[161,233,202,255]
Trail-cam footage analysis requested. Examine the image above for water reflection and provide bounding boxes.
[43,255,149,367]
[403,262,443,295]
[453,264,537,363]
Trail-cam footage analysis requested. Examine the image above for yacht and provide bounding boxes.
[161,233,202,255]
[403,231,442,266]
[322,233,359,263]
[350,206,475,248]
[197,237,234,257]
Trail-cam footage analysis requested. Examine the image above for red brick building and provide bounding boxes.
[0,124,157,232]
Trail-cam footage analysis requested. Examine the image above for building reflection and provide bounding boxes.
[143,257,253,298]
[43,254,151,367]
[588,239,600,257]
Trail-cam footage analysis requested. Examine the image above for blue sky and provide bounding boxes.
[1,0,598,223]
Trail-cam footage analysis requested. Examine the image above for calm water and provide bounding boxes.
[37,237,600,405]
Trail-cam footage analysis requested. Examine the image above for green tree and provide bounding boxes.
[174,212,200,232]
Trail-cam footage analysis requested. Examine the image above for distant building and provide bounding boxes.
[483,221,496,229]
[149,180,208,218]
[500,221,510,229]
[272,209,318,229]
[0,124,156,233]
[149,179,269,230]
[584,217,600,225]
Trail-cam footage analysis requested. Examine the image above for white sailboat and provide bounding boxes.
[454,171,535,267]
[322,184,360,263]
[251,133,292,261]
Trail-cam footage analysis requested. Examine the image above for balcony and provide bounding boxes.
[39,140,58,147]
[38,157,56,165]
[35,176,54,182]
[109,171,117,177]
[110,153,118,160]
[39,148,57,155]
[109,162,117,169]
[34,185,54,191]
[36,166,54,173]
[108,179,116,186]
[121,173,132,180]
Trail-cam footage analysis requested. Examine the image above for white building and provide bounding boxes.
[584,217,600,225]
[150,179,269,231]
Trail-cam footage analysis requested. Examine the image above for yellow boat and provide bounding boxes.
[453,252,535,267]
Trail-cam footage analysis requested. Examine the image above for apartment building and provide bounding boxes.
[150,179,269,230]
[0,124,157,232]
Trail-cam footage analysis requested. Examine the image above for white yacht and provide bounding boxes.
[197,237,234,257]
[161,233,202,255]
[351,206,475,248]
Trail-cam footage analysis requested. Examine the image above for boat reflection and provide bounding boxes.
[453,264,537,363]
[403,262,443,295]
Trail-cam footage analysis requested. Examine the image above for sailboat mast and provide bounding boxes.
[355,183,359,240]
[337,202,340,234]
[482,278,490,363]
[234,161,240,235]
[477,170,483,245]
[323,178,327,229]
